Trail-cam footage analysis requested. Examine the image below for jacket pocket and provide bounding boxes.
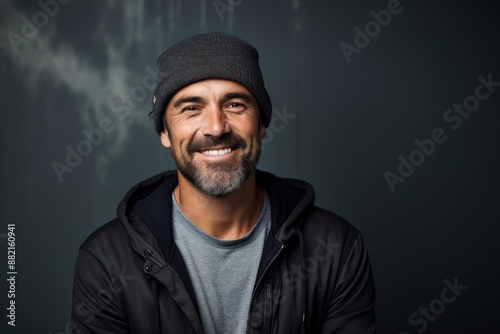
[262,282,273,333]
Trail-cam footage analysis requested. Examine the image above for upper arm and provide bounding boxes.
[71,248,130,334]
[321,233,376,333]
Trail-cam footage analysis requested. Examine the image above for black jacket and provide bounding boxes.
[71,170,375,333]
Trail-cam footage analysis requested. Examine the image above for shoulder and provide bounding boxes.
[302,206,360,242]
[300,206,365,263]
[78,218,132,260]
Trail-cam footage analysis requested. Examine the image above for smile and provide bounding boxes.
[201,147,232,156]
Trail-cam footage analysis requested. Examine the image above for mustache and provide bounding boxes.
[187,133,247,152]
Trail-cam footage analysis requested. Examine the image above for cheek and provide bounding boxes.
[234,119,260,137]
[170,121,200,143]
[171,134,193,156]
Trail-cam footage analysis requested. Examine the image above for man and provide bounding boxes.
[71,32,375,333]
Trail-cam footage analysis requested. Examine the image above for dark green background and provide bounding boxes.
[1,0,499,333]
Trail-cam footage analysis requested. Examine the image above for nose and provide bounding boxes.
[200,105,230,137]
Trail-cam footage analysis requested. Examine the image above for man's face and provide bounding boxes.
[161,79,266,197]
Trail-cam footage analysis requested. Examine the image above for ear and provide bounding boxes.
[257,111,267,140]
[259,125,266,140]
[160,129,172,149]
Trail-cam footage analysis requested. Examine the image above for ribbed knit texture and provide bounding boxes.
[151,32,272,134]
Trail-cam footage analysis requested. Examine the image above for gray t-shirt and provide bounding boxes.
[172,193,271,334]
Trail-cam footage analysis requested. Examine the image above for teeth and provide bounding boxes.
[202,148,232,156]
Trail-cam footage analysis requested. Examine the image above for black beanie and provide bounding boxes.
[151,32,272,134]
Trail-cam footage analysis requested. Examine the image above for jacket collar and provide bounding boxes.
[116,169,316,261]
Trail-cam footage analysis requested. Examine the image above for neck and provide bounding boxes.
[174,171,265,240]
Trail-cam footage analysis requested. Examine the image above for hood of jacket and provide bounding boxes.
[115,169,315,264]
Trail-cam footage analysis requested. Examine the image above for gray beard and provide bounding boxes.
[172,145,260,197]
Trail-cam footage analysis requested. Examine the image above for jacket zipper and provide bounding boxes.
[263,282,273,333]
[252,244,284,298]
[144,248,204,333]
[248,244,284,333]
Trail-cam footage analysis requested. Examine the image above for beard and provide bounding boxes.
[170,133,261,197]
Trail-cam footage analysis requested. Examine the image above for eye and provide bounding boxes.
[225,102,246,112]
[181,105,201,113]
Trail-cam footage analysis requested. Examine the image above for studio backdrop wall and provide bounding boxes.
[1,0,499,333]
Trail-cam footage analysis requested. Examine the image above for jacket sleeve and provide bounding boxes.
[321,233,376,333]
[71,248,130,334]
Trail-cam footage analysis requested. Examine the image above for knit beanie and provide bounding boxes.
[151,32,272,134]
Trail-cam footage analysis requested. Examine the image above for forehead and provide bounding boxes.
[169,79,253,102]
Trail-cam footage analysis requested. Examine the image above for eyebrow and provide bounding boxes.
[172,96,206,109]
[221,92,256,105]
